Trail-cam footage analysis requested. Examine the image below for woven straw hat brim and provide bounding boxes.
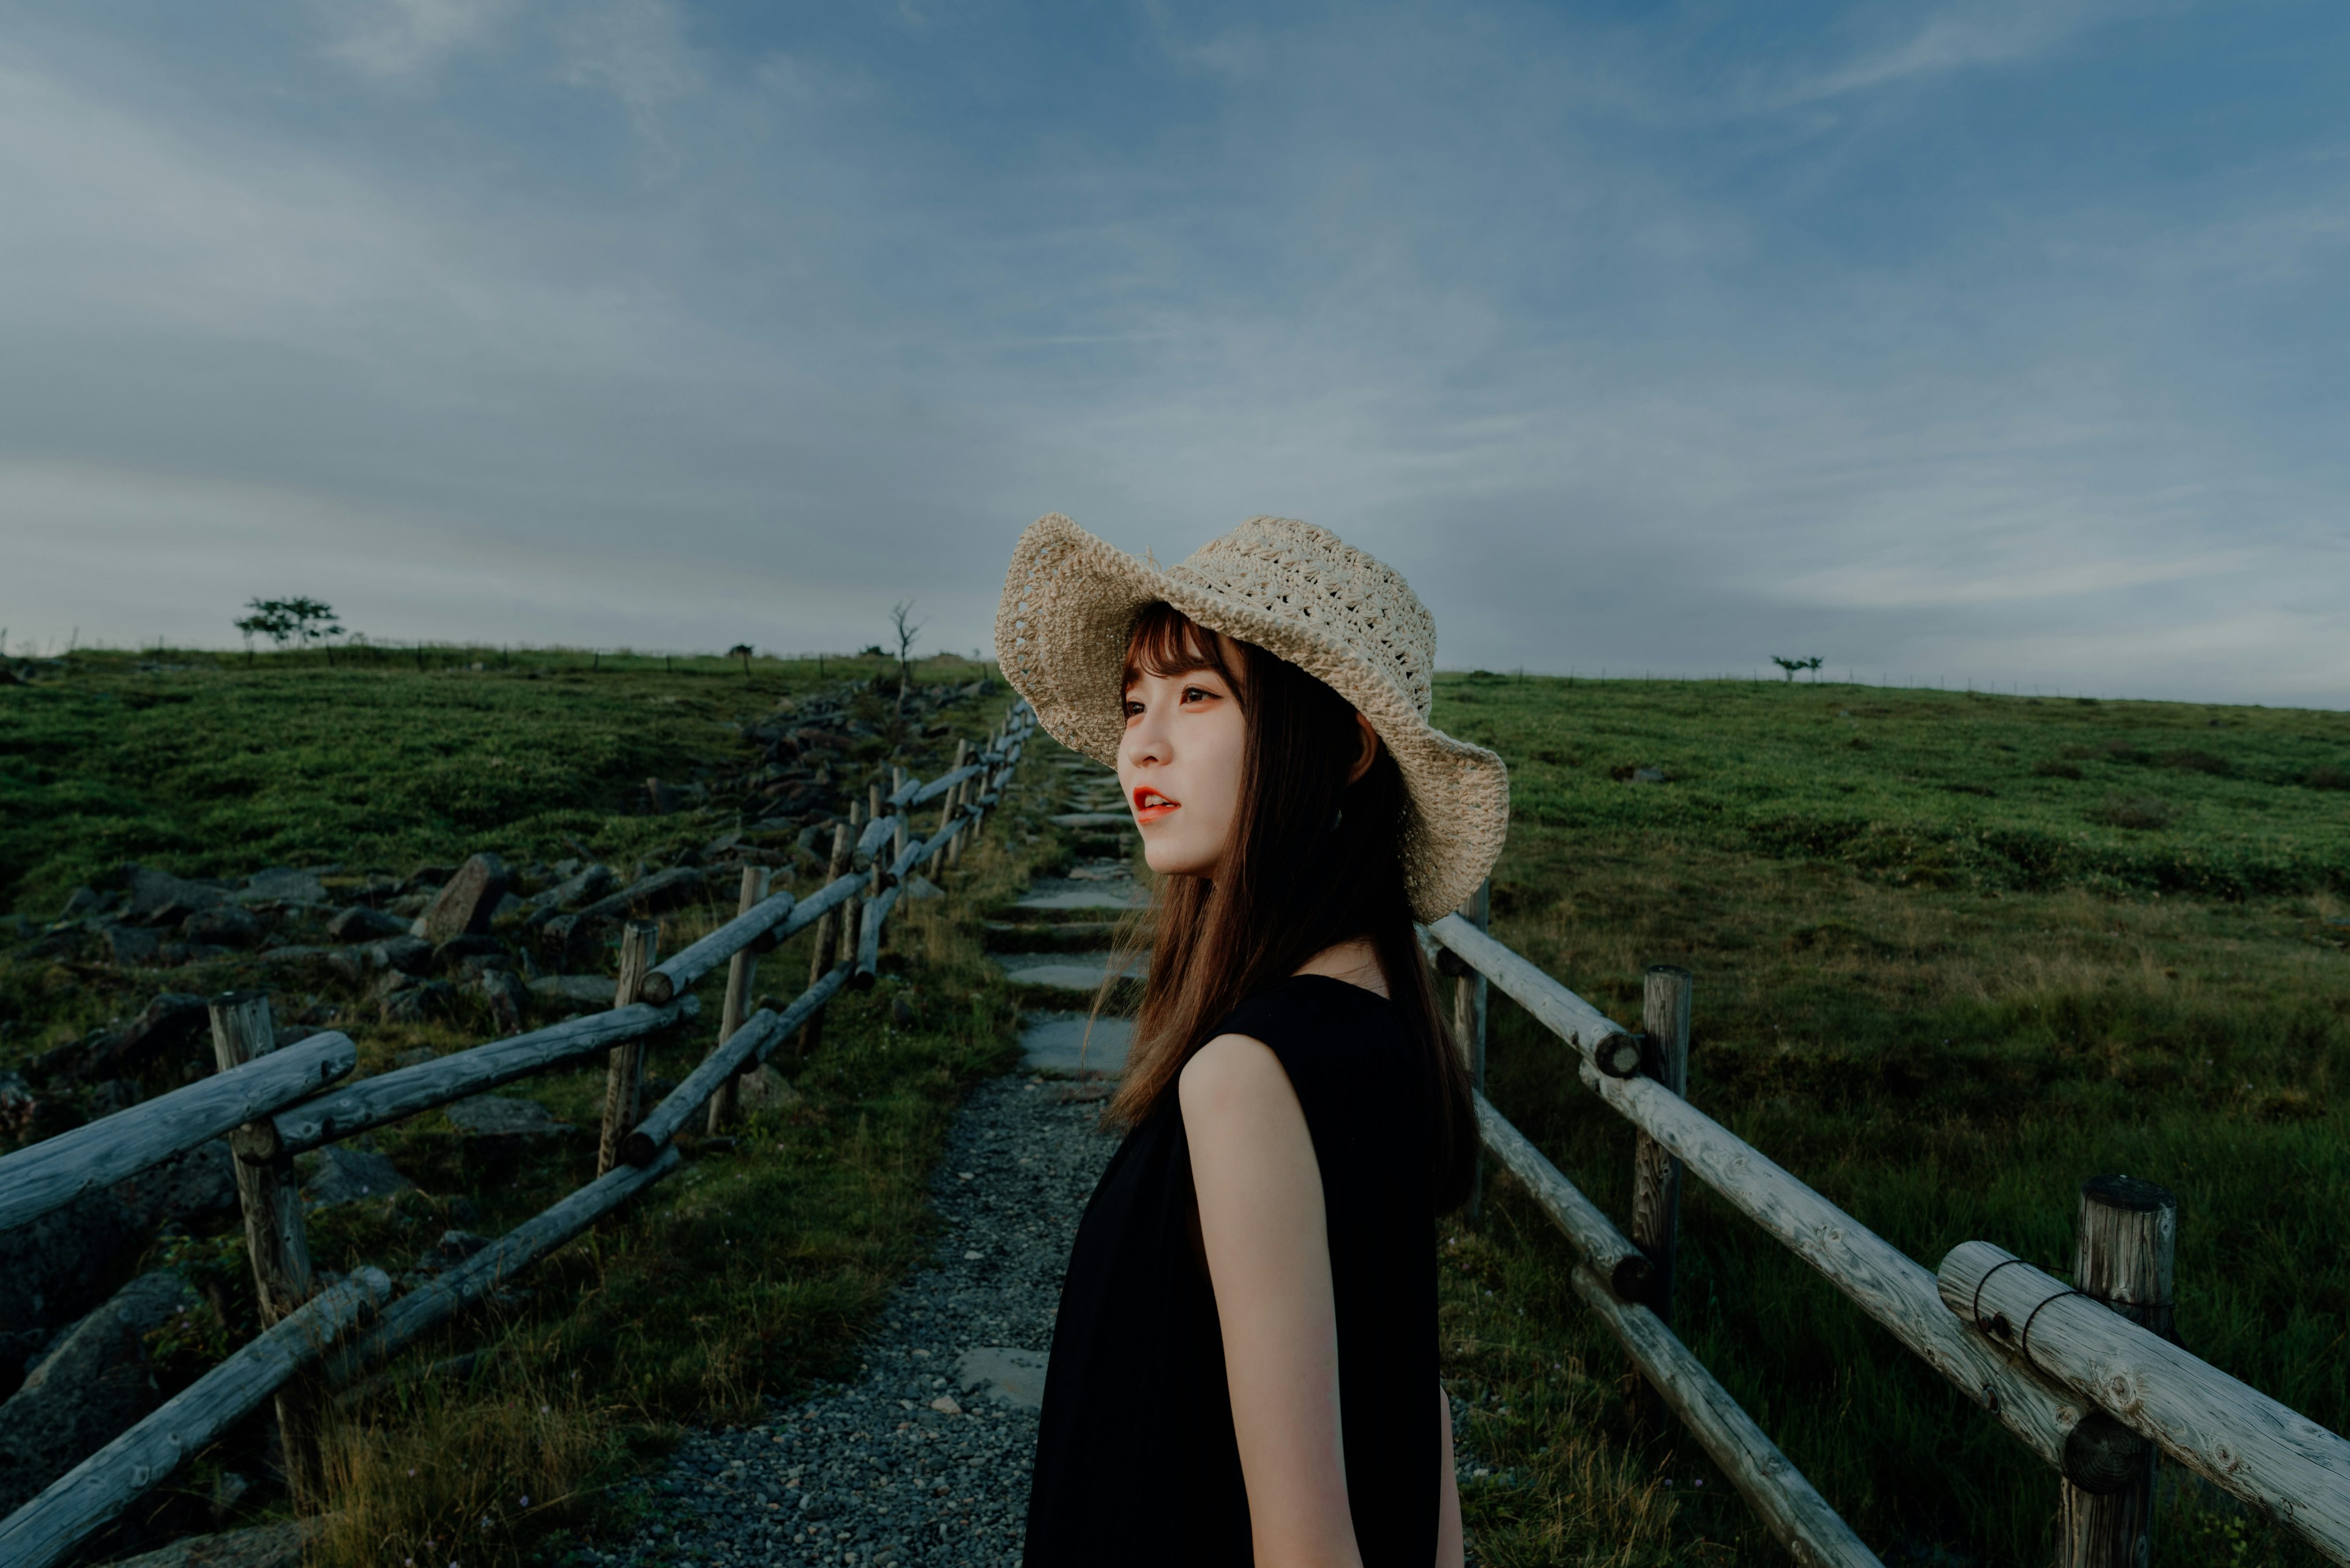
[996,513,1509,921]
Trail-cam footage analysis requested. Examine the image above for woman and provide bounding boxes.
[997,515,1511,1567]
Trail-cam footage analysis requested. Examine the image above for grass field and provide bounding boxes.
[4,655,2346,1566]
[0,646,1048,1565]
[1425,673,2349,1566]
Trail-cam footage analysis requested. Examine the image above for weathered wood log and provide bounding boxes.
[930,741,971,873]
[267,997,696,1158]
[800,824,854,1056]
[327,1155,677,1384]
[701,867,769,1133]
[544,865,705,939]
[624,967,851,1167]
[2061,1176,2178,1562]
[1425,914,1641,1076]
[1632,965,1692,1324]
[207,993,323,1507]
[640,883,794,1006]
[884,816,963,888]
[909,760,983,807]
[891,767,908,869]
[596,922,658,1177]
[1566,1263,1884,1568]
[0,1031,354,1233]
[1577,1058,2084,1474]
[1474,1094,1651,1299]
[851,812,897,872]
[851,883,901,990]
[0,1267,392,1568]
[1452,882,1490,1222]
[1940,1241,2350,1562]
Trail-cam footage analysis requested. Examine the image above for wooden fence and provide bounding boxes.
[0,703,1038,1568]
[1427,900,2350,1567]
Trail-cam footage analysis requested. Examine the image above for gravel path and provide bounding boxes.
[585,1076,1121,1568]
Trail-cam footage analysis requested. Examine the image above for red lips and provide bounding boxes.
[1132,785,1181,824]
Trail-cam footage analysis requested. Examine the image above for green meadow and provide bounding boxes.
[2,654,2346,1565]
[1427,673,2350,1566]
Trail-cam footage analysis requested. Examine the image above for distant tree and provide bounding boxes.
[727,642,755,676]
[1770,655,1824,683]
[888,600,924,715]
[236,597,343,662]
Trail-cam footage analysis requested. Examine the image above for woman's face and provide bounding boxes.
[1118,653,1247,879]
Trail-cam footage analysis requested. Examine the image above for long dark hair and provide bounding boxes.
[1097,602,1477,1212]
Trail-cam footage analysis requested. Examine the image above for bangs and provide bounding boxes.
[1122,602,1244,693]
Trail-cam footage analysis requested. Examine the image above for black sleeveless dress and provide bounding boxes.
[1024,975,1439,1567]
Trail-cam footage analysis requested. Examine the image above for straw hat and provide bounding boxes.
[995,513,1509,921]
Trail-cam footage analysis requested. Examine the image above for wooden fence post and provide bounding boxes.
[890,767,908,868]
[2059,1174,2177,1568]
[596,922,659,1176]
[1453,879,1490,1222]
[1632,965,1692,1325]
[703,867,769,1135]
[207,990,323,1509]
[931,740,970,875]
[800,822,854,1056]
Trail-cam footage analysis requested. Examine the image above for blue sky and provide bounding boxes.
[2,1,2344,703]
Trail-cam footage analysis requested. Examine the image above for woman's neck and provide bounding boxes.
[1291,937,1389,998]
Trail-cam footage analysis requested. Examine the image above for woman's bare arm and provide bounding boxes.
[1435,1383,1463,1567]
[1181,1032,1364,1568]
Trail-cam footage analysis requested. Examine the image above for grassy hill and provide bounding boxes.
[2,655,2344,1565]
[1425,674,2349,1567]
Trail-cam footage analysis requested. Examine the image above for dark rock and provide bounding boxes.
[325,905,408,943]
[737,1066,800,1112]
[378,980,455,1026]
[422,1230,491,1269]
[102,1518,312,1568]
[528,974,617,1009]
[181,905,264,949]
[529,862,618,911]
[106,924,164,967]
[478,969,529,1035]
[398,865,458,897]
[443,1095,575,1155]
[0,1271,191,1511]
[490,891,524,923]
[88,1078,144,1116]
[0,1073,31,1143]
[231,867,327,906]
[368,936,435,976]
[433,933,505,973]
[58,886,109,919]
[540,867,706,957]
[126,866,228,925]
[297,1145,412,1208]
[85,993,209,1078]
[416,853,510,943]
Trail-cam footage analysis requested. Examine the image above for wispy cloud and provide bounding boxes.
[326,0,522,79]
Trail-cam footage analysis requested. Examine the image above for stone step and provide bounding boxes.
[1010,878,1150,913]
[994,950,1146,993]
[1019,1011,1135,1075]
[983,920,1119,952]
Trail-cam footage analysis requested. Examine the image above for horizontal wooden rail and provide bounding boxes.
[1475,1094,1876,1562]
[1942,1242,2350,1562]
[329,1152,681,1383]
[621,965,853,1167]
[262,1000,695,1160]
[0,1267,393,1568]
[640,888,796,1004]
[896,761,983,808]
[1567,1264,1882,1567]
[1475,1094,1651,1301]
[0,1031,356,1233]
[881,812,966,888]
[1573,1058,2102,1476]
[1425,916,1643,1076]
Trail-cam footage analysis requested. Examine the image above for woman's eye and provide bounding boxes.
[1123,700,1144,718]
[1182,685,1214,703]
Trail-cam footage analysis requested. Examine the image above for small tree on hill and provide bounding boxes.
[888,599,924,715]
[1770,655,1824,683]
[236,597,343,662]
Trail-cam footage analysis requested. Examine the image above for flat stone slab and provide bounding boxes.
[995,951,1146,992]
[1013,880,1150,912]
[1020,1012,1135,1074]
[955,1346,1050,1410]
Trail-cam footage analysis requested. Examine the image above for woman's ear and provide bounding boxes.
[1347,712,1379,785]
